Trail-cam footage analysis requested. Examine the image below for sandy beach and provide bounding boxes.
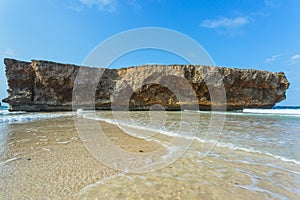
[0,115,164,199]
[1,112,299,199]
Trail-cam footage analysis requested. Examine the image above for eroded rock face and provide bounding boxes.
[2,58,289,111]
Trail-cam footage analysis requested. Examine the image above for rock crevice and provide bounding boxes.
[2,58,290,111]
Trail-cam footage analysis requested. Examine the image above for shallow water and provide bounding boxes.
[0,109,299,199]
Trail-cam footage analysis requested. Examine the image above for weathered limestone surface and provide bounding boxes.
[2,58,289,111]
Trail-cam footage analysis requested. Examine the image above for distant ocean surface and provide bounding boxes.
[0,105,299,199]
[1,105,299,163]
[1,105,299,123]
[0,105,73,124]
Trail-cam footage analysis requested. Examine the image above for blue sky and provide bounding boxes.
[0,0,299,105]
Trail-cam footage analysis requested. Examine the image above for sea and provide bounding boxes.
[0,105,299,199]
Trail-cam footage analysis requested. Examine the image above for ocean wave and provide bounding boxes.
[212,141,300,165]
[80,112,300,165]
[243,108,300,116]
[184,108,300,117]
[0,110,26,116]
[80,112,192,146]
[0,105,8,110]
[0,111,73,124]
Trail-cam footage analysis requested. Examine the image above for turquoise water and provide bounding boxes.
[77,108,300,199]
[0,106,300,199]
[82,108,300,164]
[1,106,300,165]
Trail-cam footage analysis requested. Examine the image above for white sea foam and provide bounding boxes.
[212,141,300,165]
[81,113,300,165]
[0,110,26,116]
[184,108,300,117]
[243,108,300,116]
[191,138,300,165]
[0,110,73,124]
[82,113,192,139]
[234,169,292,200]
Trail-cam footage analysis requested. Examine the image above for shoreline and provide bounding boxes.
[0,116,165,199]
[0,112,299,199]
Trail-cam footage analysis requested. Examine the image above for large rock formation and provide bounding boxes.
[2,58,289,111]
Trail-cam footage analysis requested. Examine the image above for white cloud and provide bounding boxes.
[264,0,279,8]
[201,16,249,29]
[4,48,16,57]
[290,54,300,61]
[290,54,300,64]
[264,54,281,63]
[80,0,117,13]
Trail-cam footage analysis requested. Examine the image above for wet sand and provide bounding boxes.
[0,116,163,199]
[0,115,299,199]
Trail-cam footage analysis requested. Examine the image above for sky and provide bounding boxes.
[0,0,299,105]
